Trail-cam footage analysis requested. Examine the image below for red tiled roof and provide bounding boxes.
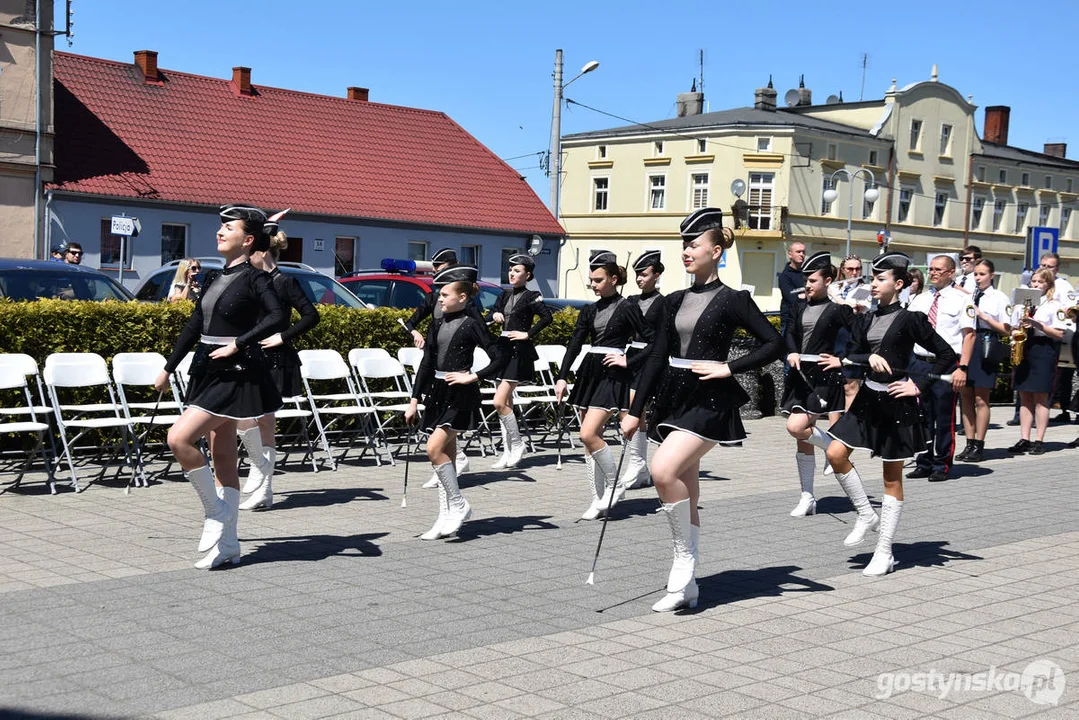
[51,52,564,237]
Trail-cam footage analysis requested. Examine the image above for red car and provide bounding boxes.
[339,259,503,313]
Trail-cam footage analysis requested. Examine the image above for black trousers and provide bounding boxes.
[911,356,957,474]
[1054,366,1074,411]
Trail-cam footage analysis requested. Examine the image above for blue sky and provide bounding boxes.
[58,0,1079,206]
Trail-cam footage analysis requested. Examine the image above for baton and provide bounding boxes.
[585,439,630,585]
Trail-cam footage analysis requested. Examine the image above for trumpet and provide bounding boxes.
[1011,301,1031,366]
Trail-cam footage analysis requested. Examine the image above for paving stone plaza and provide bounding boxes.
[1,415,1076,719]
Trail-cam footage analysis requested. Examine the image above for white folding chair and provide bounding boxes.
[274,392,323,472]
[112,352,184,483]
[44,353,141,492]
[0,364,56,493]
[396,347,423,387]
[353,355,417,459]
[298,349,385,468]
[0,353,60,462]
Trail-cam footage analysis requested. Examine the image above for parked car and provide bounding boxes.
[543,297,591,312]
[135,259,370,308]
[339,259,502,312]
[0,259,134,301]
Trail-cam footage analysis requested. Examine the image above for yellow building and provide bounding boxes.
[557,68,1079,306]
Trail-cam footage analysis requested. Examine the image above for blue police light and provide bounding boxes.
[380,258,417,273]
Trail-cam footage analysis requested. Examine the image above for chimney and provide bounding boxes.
[676,79,704,117]
[1044,142,1067,159]
[984,105,1010,145]
[754,75,777,112]
[231,66,254,96]
[797,74,812,106]
[133,50,159,82]
[347,86,369,102]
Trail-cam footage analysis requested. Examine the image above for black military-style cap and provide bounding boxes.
[870,251,911,273]
[802,251,832,275]
[589,250,617,269]
[433,264,478,285]
[431,248,458,265]
[219,203,268,224]
[507,253,535,270]
[679,207,724,240]
[633,250,662,272]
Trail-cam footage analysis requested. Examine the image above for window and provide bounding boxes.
[697,138,708,153]
[999,169,1007,184]
[826,143,838,161]
[459,245,480,268]
[648,175,666,210]
[976,166,985,182]
[691,172,709,209]
[1021,172,1030,187]
[1045,175,1053,190]
[1015,203,1029,233]
[909,119,922,151]
[278,237,302,264]
[347,279,392,307]
[407,241,427,262]
[334,237,357,276]
[934,192,948,226]
[1068,178,1074,193]
[1062,208,1072,236]
[993,200,1005,231]
[593,177,609,211]
[653,140,664,156]
[868,149,879,166]
[390,281,427,309]
[971,197,985,229]
[748,172,774,230]
[1040,205,1051,227]
[898,188,913,222]
[821,176,838,215]
[160,223,187,264]
[500,248,521,284]
[939,124,952,155]
[597,145,607,159]
[100,219,131,268]
[756,137,771,152]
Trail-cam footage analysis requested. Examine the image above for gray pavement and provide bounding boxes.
[1,415,1077,719]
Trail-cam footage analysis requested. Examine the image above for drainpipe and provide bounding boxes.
[562,247,579,299]
[33,0,43,259]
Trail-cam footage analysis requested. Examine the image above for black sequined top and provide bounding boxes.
[411,310,508,399]
[404,287,485,331]
[489,287,553,337]
[267,268,320,343]
[847,301,956,391]
[557,294,653,380]
[165,262,283,372]
[628,290,666,343]
[785,298,853,356]
[629,279,783,417]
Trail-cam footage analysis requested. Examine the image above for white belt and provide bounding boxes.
[499,331,514,337]
[865,379,891,392]
[434,371,448,380]
[628,342,647,350]
[200,335,237,346]
[914,353,936,361]
[586,346,625,356]
[669,356,724,369]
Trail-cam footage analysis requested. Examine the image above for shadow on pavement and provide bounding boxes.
[847,540,983,573]
[272,487,387,509]
[687,565,835,612]
[241,532,387,563]
[447,515,559,542]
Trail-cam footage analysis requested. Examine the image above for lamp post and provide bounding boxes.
[822,168,880,259]
[549,50,599,220]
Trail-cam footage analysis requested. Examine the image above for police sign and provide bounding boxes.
[110,216,141,237]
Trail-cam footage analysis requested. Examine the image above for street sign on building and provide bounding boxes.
[110,215,139,236]
[1026,226,1059,269]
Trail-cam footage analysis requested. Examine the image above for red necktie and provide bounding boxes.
[928,292,940,328]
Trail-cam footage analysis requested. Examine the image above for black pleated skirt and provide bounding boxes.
[186,343,283,420]
[647,366,747,445]
[422,378,483,432]
[780,365,846,415]
[967,333,1000,390]
[497,337,539,383]
[266,346,303,399]
[568,353,632,412]
[1012,336,1060,394]
[828,384,924,461]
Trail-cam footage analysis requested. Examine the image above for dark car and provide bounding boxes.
[135,259,370,308]
[543,297,591,312]
[0,259,134,301]
[339,259,503,312]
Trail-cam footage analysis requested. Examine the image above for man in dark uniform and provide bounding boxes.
[777,241,807,336]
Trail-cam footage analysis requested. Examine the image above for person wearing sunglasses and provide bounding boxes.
[168,258,203,303]
[955,246,981,294]
[63,242,83,265]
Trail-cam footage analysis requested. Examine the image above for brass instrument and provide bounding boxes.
[1011,301,1031,366]
[1065,304,1079,322]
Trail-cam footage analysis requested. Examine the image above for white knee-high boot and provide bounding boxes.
[591,444,620,516]
[188,465,228,552]
[420,469,449,540]
[491,414,513,469]
[863,495,902,576]
[195,486,240,569]
[618,430,650,492]
[791,453,816,517]
[580,453,600,520]
[436,461,471,536]
[504,411,526,467]
[238,427,267,494]
[652,498,699,612]
[239,447,275,510]
[423,450,469,489]
[806,427,834,475]
[835,467,879,546]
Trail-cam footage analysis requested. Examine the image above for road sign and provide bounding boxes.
[1027,226,1059,269]
[110,216,137,236]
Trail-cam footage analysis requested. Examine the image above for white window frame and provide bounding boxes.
[934,192,948,226]
[592,176,610,212]
[747,172,775,230]
[1021,172,1031,187]
[992,199,1005,232]
[647,173,667,211]
[460,244,481,269]
[407,241,428,262]
[976,165,986,182]
[1039,205,1052,227]
[1015,202,1029,233]
[689,171,710,210]
[939,124,953,156]
[971,196,986,230]
[821,175,839,216]
[757,136,772,152]
[909,119,923,152]
[898,187,914,223]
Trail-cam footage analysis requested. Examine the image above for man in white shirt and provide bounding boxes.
[954,245,981,294]
[906,255,974,482]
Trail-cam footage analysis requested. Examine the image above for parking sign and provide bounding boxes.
[1027,226,1059,268]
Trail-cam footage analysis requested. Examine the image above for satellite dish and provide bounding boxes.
[826,94,841,105]
[730,178,746,198]
[528,235,544,256]
[784,89,800,107]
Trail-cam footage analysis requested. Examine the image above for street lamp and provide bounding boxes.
[549,50,599,220]
[822,168,880,259]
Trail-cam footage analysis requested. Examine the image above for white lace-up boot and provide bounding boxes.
[238,427,267,494]
[239,447,275,510]
[618,430,650,494]
[591,445,620,516]
[188,465,228,552]
[863,495,902,576]
[436,461,472,537]
[791,452,817,517]
[652,499,699,612]
[805,426,834,476]
[420,472,450,540]
[835,467,879,546]
[579,453,601,520]
[502,412,527,468]
[424,450,469,489]
[195,487,240,569]
[491,415,513,469]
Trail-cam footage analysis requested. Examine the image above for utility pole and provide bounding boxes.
[549,49,563,219]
